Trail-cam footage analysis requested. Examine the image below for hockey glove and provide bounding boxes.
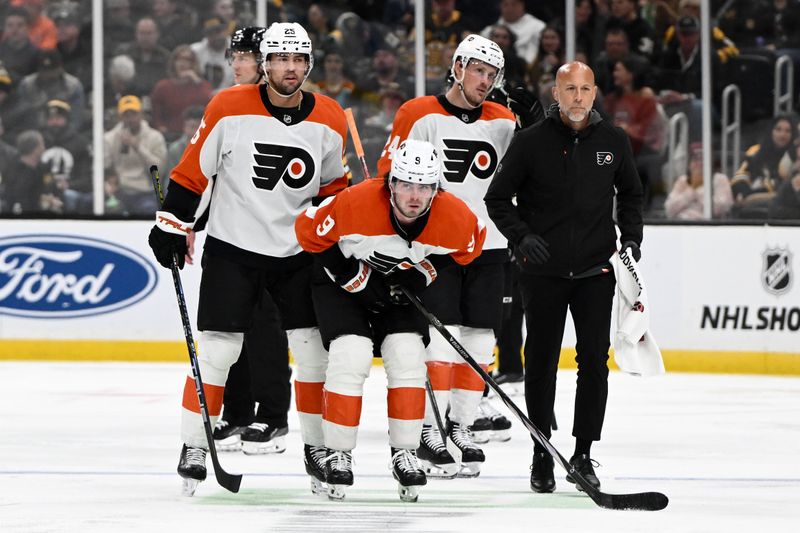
[518,234,550,265]
[385,260,437,305]
[621,241,641,262]
[324,259,390,313]
[148,211,194,269]
[507,86,544,129]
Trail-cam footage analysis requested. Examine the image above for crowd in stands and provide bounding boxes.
[0,0,799,220]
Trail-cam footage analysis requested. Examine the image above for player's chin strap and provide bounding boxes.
[453,58,486,110]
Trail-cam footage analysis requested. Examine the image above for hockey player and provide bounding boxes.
[295,139,486,502]
[147,22,347,496]
[376,34,516,478]
[208,26,293,455]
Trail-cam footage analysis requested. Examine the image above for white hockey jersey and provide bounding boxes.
[377,95,516,255]
[170,84,348,258]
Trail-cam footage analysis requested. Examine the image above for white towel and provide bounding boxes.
[609,249,665,376]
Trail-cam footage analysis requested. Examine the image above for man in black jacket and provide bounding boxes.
[484,61,643,494]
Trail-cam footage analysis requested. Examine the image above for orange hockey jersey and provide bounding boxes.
[295,179,486,274]
[376,95,515,254]
[170,84,348,258]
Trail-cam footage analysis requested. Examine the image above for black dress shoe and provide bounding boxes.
[529,451,555,493]
[565,453,600,491]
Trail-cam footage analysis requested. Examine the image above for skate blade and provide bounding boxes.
[471,429,490,444]
[420,460,458,479]
[456,462,482,478]
[180,476,201,497]
[327,484,347,500]
[214,436,242,452]
[241,436,287,455]
[398,484,421,503]
[310,477,328,497]
[490,429,511,442]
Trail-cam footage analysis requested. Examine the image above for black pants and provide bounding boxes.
[496,262,524,375]
[222,291,291,428]
[518,272,615,443]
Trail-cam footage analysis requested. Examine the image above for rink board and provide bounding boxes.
[1,220,798,374]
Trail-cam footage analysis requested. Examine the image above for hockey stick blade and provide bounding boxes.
[150,165,242,493]
[402,287,668,511]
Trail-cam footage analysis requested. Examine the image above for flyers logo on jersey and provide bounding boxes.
[252,143,316,191]
[441,139,498,183]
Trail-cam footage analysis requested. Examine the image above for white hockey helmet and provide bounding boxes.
[260,22,314,73]
[390,139,442,188]
[451,34,505,89]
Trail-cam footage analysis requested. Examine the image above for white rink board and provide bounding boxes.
[1,220,798,358]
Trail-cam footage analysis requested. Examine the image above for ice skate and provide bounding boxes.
[213,419,246,452]
[447,421,485,478]
[478,398,512,442]
[390,448,427,503]
[303,444,329,496]
[177,444,207,497]
[488,371,524,397]
[240,422,288,455]
[417,425,458,478]
[324,450,353,500]
[469,414,492,444]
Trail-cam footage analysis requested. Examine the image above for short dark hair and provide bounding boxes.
[16,129,44,155]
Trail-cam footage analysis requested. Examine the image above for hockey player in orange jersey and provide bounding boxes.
[376,34,519,478]
[147,22,347,497]
[295,139,486,502]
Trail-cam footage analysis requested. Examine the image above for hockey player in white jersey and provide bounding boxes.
[147,22,346,497]
[377,34,517,478]
[296,140,486,502]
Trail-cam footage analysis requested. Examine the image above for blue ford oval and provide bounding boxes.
[0,234,158,318]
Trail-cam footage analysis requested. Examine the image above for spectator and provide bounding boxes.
[41,99,93,214]
[17,49,85,130]
[150,45,212,141]
[306,3,336,66]
[0,6,39,81]
[731,115,797,218]
[115,17,170,97]
[104,168,127,215]
[0,63,37,142]
[165,105,204,180]
[104,94,167,216]
[316,48,355,109]
[191,17,235,92]
[105,55,138,117]
[0,117,18,203]
[53,6,92,92]
[363,83,406,134]
[487,24,528,89]
[659,0,739,66]
[210,0,236,27]
[3,129,55,215]
[593,26,642,96]
[12,0,56,50]
[575,0,609,64]
[607,0,657,60]
[104,0,135,57]
[769,144,800,220]
[152,0,199,51]
[527,25,565,90]
[604,55,666,204]
[664,142,734,220]
[360,43,414,108]
[481,0,547,65]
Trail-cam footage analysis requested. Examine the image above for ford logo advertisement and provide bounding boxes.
[0,235,157,318]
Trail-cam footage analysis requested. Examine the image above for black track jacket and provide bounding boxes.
[484,105,643,277]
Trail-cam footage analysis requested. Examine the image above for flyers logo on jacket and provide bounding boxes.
[441,139,498,182]
[252,143,316,191]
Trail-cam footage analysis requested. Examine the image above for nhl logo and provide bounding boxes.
[283,114,292,124]
[461,113,469,123]
[761,247,792,295]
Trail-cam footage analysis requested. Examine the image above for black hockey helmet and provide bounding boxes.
[226,26,267,63]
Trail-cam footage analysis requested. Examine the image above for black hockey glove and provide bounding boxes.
[385,260,437,305]
[507,86,544,129]
[621,240,641,262]
[325,258,390,313]
[148,211,193,269]
[518,234,550,265]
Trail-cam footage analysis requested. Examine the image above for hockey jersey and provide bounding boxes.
[170,84,348,258]
[376,95,515,256]
[295,178,486,274]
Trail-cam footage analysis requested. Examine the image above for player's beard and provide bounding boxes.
[268,72,303,97]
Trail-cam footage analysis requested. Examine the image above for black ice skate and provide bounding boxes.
[565,454,601,491]
[417,425,458,478]
[468,414,493,444]
[324,450,353,500]
[240,422,288,455]
[488,370,524,397]
[477,398,512,442]
[390,448,427,502]
[303,444,329,496]
[177,444,207,496]
[213,419,247,452]
[447,421,485,478]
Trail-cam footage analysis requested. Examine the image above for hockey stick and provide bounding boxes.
[343,108,465,470]
[149,165,242,493]
[401,287,668,511]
